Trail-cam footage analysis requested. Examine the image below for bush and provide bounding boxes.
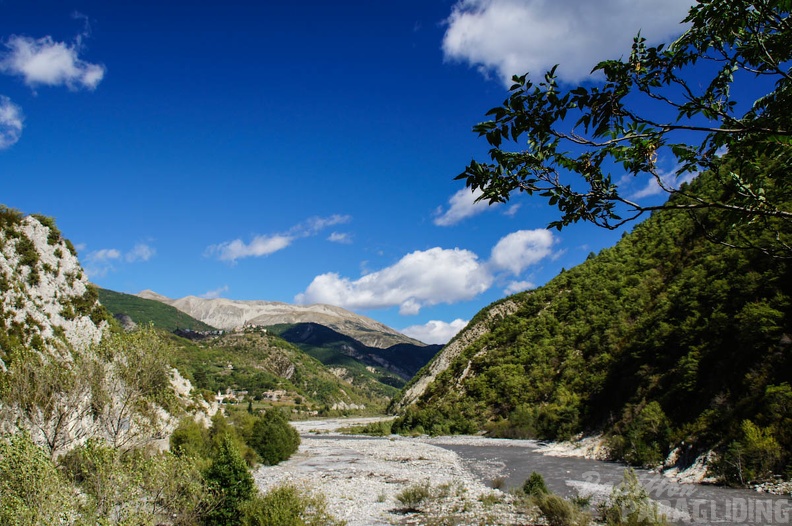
[395,480,434,511]
[0,432,77,525]
[534,493,590,526]
[249,409,300,466]
[523,471,550,497]
[599,469,667,526]
[203,434,255,526]
[242,484,343,526]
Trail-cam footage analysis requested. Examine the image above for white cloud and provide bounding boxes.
[208,214,351,263]
[296,214,351,235]
[489,229,555,275]
[629,165,697,200]
[443,0,694,85]
[87,248,121,262]
[0,96,23,149]
[504,280,534,295]
[434,188,491,226]
[401,319,469,345]
[207,234,292,263]
[328,232,352,244]
[296,247,492,315]
[125,243,155,262]
[0,34,105,90]
[201,285,229,299]
[83,248,121,279]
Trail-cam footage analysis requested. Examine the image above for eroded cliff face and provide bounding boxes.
[0,209,192,457]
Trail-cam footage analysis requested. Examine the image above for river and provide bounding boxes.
[258,418,790,525]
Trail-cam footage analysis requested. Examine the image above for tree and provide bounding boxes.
[457,0,792,256]
[203,433,255,526]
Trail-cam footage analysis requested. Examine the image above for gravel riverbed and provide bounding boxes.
[252,418,538,525]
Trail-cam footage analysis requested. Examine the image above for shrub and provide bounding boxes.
[523,471,550,497]
[534,493,591,526]
[599,469,667,526]
[242,484,344,526]
[203,434,255,526]
[249,409,300,466]
[538,494,590,526]
[395,480,434,511]
[0,432,78,525]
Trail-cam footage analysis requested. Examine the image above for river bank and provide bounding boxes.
[253,418,791,525]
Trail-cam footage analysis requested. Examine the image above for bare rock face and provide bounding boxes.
[0,213,107,361]
[137,291,425,349]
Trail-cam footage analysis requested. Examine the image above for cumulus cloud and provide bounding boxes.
[443,0,694,85]
[401,319,469,345]
[125,243,155,262]
[296,247,493,315]
[201,285,229,299]
[297,229,557,315]
[0,96,23,149]
[434,188,491,226]
[489,229,555,275]
[208,214,351,263]
[0,34,105,90]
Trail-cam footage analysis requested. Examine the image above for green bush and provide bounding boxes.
[534,493,590,526]
[599,469,667,526]
[395,480,434,511]
[242,484,344,526]
[249,409,300,466]
[203,434,255,526]
[523,471,550,497]
[0,432,77,525]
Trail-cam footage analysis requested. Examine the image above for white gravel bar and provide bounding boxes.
[252,418,535,525]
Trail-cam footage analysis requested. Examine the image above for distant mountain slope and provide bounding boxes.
[391,171,792,482]
[167,328,387,410]
[138,291,426,348]
[267,322,441,397]
[97,288,216,332]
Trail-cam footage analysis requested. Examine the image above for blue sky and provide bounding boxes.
[2,0,696,344]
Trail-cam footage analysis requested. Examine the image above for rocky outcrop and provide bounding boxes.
[0,211,107,361]
[0,209,192,456]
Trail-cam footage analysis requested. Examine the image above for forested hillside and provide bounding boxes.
[393,169,792,484]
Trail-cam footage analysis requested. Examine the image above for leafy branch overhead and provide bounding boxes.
[458,0,792,255]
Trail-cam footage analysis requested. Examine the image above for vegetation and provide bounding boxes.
[166,330,384,413]
[393,166,792,482]
[97,288,216,332]
[598,470,668,526]
[457,0,792,257]
[241,485,344,526]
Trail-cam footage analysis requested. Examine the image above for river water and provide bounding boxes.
[436,440,790,525]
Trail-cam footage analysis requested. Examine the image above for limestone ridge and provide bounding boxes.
[138,291,427,348]
[0,211,106,362]
[0,209,194,457]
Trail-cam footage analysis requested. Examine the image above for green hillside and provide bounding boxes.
[97,288,215,332]
[393,169,792,484]
[167,328,388,412]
